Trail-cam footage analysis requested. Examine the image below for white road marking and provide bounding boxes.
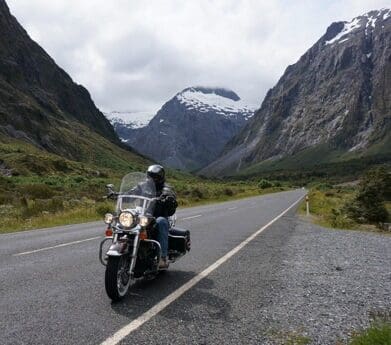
[13,236,101,256]
[228,207,237,210]
[181,214,202,220]
[101,195,304,345]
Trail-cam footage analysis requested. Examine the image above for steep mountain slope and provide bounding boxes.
[0,0,148,174]
[113,87,255,171]
[203,9,391,176]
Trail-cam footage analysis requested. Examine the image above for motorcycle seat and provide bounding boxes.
[169,227,190,237]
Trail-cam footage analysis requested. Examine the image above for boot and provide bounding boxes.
[159,257,169,269]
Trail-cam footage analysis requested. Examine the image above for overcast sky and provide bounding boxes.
[7,0,391,113]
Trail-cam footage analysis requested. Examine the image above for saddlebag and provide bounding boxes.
[168,227,191,259]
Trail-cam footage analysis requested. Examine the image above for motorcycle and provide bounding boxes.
[99,172,191,301]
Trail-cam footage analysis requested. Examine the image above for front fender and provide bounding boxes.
[107,241,129,256]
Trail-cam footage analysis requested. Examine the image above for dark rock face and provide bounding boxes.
[0,0,119,158]
[115,87,255,171]
[203,9,391,176]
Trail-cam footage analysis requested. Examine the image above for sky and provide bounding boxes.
[6,0,391,114]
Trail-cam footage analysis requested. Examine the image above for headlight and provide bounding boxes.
[139,216,150,227]
[104,213,113,224]
[119,211,134,228]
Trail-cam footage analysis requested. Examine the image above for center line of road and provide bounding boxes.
[181,214,202,220]
[228,206,237,210]
[101,195,304,345]
[13,236,101,256]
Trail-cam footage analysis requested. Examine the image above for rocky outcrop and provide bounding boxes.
[113,87,255,171]
[203,9,391,176]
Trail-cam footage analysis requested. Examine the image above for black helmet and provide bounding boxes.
[147,164,165,184]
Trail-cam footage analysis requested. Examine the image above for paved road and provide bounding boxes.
[0,190,305,345]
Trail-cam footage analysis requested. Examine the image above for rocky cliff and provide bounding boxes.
[0,0,121,160]
[203,9,391,176]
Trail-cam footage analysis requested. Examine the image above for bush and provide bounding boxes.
[190,186,208,199]
[19,184,55,199]
[258,179,273,189]
[345,167,390,224]
[96,202,114,216]
[223,188,235,196]
[21,197,64,217]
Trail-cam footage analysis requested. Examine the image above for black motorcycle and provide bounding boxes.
[99,172,191,301]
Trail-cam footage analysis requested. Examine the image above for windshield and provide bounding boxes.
[116,172,156,215]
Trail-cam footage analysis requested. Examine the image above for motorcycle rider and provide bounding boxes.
[146,164,177,268]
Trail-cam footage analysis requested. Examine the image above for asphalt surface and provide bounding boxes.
[0,189,307,344]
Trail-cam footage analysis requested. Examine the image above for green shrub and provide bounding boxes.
[345,167,390,224]
[96,202,114,216]
[258,179,273,189]
[190,186,206,199]
[223,188,235,196]
[19,184,55,199]
[21,197,64,217]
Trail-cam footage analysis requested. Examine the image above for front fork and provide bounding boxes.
[99,231,163,274]
[128,233,139,277]
[99,232,139,272]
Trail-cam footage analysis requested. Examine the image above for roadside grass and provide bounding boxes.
[298,185,358,230]
[298,184,390,232]
[348,323,391,345]
[347,312,391,345]
[0,172,289,233]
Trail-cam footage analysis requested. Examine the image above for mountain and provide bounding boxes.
[111,86,256,171]
[104,110,155,143]
[0,0,148,175]
[202,9,391,177]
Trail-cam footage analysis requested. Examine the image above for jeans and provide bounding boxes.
[155,217,169,258]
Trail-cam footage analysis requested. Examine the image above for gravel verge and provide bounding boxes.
[254,215,391,344]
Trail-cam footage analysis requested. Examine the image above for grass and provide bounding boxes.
[233,140,391,183]
[347,312,391,345]
[0,170,289,233]
[0,134,292,233]
[349,323,391,345]
[298,185,358,229]
[298,183,390,232]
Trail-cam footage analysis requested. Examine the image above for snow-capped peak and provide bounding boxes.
[176,87,256,119]
[325,8,390,46]
[104,110,154,129]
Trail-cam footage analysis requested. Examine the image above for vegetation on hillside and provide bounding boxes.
[0,137,289,233]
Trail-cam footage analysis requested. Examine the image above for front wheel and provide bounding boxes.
[105,255,131,301]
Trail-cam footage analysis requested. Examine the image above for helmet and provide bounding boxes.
[146,164,165,185]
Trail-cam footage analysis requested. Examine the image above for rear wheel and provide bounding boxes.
[105,256,131,301]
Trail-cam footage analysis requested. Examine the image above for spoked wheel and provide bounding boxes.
[105,255,131,301]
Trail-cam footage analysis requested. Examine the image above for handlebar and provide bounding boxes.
[105,193,161,202]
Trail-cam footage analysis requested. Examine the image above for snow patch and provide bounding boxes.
[366,15,377,29]
[383,9,391,20]
[325,17,361,45]
[105,111,155,129]
[177,88,256,119]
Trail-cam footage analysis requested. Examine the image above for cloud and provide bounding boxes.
[6,0,391,113]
